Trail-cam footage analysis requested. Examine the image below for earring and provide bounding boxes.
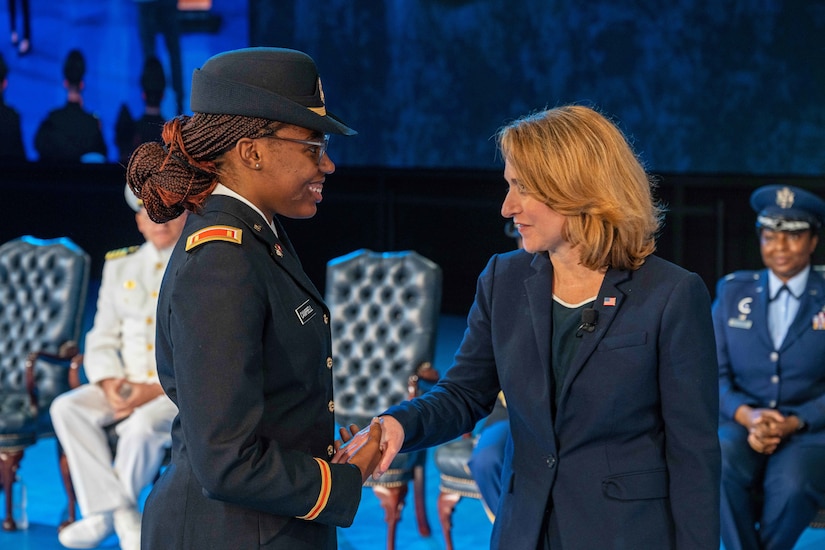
[255,163,261,170]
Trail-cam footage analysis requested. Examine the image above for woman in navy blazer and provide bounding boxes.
[344,105,721,548]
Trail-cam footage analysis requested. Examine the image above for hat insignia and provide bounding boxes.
[776,186,795,209]
[308,77,327,117]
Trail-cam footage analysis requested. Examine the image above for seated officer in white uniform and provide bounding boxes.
[714,184,825,550]
[51,186,186,550]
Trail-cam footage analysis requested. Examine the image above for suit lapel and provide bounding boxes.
[524,254,554,421]
[752,271,775,350]
[555,267,630,416]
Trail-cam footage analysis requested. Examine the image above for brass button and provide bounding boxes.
[326,357,333,369]
[328,400,335,413]
[146,317,153,325]
[327,445,334,457]
[323,314,329,325]
[147,343,154,351]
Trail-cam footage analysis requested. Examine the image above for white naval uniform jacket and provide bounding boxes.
[83,242,172,384]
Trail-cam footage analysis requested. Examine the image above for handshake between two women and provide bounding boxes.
[332,416,405,484]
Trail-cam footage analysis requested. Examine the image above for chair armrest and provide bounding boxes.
[408,361,440,399]
[25,341,81,410]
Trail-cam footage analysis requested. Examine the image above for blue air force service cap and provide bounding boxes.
[750,185,825,232]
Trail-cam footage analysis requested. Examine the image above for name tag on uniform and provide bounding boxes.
[728,318,753,329]
[295,300,316,325]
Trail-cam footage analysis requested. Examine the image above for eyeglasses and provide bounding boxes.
[269,134,330,164]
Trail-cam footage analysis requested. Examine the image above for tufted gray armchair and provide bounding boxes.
[0,236,90,530]
[326,249,442,550]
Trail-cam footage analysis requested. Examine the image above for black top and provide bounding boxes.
[0,101,25,160]
[550,297,594,416]
[35,101,107,162]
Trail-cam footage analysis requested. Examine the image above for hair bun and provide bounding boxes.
[127,142,186,223]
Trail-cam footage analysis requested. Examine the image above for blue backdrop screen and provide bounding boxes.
[251,0,825,174]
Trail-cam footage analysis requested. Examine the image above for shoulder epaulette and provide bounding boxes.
[104,245,140,261]
[185,225,243,251]
[723,270,760,283]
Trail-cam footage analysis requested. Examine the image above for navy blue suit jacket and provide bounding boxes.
[143,195,362,550]
[386,250,720,549]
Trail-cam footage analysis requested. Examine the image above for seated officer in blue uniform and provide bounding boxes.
[713,184,825,550]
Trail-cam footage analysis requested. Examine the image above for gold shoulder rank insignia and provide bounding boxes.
[185,225,243,251]
[104,245,140,261]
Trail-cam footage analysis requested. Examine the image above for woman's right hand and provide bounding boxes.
[373,415,404,480]
[332,418,385,484]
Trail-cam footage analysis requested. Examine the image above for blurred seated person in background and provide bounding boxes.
[50,185,186,550]
[0,52,25,160]
[714,184,825,550]
[468,392,508,520]
[115,56,167,165]
[34,49,107,163]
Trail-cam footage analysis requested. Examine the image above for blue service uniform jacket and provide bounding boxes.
[714,268,825,440]
[385,250,721,549]
[142,195,362,550]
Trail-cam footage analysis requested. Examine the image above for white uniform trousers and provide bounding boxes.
[50,384,177,516]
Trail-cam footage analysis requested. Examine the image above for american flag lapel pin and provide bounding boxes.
[603,296,617,306]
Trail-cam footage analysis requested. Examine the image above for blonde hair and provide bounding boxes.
[497,105,663,271]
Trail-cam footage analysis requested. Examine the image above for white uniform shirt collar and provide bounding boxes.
[212,183,278,236]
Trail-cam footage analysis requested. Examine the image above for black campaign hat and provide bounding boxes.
[751,184,825,232]
[189,47,356,136]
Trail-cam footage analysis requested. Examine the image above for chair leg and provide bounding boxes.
[412,463,431,537]
[57,446,77,531]
[372,484,408,550]
[437,490,462,550]
[0,449,24,531]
